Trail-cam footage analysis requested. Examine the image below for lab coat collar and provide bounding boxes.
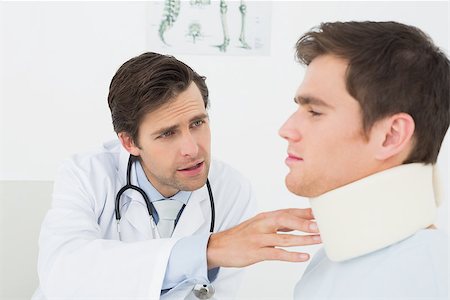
[117,144,144,209]
[117,141,131,188]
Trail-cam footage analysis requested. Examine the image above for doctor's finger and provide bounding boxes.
[255,208,314,222]
[261,233,322,247]
[282,208,315,220]
[258,247,311,263]
[258,212,319,233]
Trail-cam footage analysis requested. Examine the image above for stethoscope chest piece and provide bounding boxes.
[193,283,215,299]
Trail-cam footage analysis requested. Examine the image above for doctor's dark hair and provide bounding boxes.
[107,52,209,145]
[296,21,450,164]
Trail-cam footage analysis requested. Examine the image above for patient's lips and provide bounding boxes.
[285,152,303,166]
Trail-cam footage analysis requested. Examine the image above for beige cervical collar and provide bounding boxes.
[310,163,438,262]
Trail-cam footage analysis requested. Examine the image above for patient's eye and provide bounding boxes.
[308,110,322,117]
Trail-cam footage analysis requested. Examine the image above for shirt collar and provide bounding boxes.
[135,160,191,205]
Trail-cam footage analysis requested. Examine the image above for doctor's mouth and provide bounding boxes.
[177,161,206,177]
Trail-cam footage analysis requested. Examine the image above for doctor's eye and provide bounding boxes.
[191,119,205,128]
[158,131,175,139]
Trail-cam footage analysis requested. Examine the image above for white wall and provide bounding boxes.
[1,1,448,299]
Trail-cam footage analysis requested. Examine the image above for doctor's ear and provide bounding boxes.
[118,132,141,156]
[372,113,415,161]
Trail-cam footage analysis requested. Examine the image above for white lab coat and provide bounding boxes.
[32,140,256,300]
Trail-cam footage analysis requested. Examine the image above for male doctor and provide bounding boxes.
[33,52,321,300]
[279,21,449,298]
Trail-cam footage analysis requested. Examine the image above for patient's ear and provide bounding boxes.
[373,113,415,161]
[118,132,140,156]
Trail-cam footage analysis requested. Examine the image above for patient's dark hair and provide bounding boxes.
[108,52,209,145]
[296,21,450,164]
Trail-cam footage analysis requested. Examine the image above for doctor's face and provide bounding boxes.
[131,82,211,197]
[279,55,380,197]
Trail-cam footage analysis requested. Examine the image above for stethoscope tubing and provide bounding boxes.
[115,155,215,234]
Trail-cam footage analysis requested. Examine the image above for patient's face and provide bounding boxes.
[279,55,380,197]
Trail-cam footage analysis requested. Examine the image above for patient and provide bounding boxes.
[279,21,449,298]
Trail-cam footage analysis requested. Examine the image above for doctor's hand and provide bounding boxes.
[206,208,321,269]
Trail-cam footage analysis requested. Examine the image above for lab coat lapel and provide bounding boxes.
[172,185,209,238]
[116,146,156,241]
[120,191,156,241]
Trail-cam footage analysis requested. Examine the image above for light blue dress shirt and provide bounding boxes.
[135,161,219,291]
[294,229,448,299]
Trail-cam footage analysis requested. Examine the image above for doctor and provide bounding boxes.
[33,52,321,300]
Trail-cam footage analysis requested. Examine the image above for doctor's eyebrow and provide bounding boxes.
[294,95,334,109]
[189,113,209,123]
[152,113,209,136]
[153,124,179,137]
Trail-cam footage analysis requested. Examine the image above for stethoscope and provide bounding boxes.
[115,155,216,299]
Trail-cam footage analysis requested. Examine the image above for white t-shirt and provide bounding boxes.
[294,229,448,299]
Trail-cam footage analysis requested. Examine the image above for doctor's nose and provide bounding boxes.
[279,113,302,142]
[179,133,199,157]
